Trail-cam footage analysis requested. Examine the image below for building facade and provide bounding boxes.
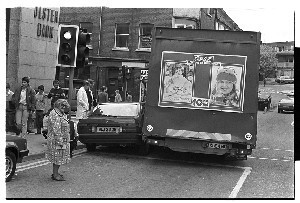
[58,7,241,102]
[6,7,60,92]
[263,41,294,78]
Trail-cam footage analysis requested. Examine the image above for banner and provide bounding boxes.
[158,51,247,113]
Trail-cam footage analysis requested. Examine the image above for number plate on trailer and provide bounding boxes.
[208,143,228,149]
[96,127,120,133]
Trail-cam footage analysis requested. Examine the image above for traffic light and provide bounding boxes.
[57,25,79,67]
[125,66,132,79]
[77,28,90,65]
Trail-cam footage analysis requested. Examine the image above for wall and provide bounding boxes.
[6,7,60,92]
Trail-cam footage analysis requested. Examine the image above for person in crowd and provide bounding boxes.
[86,79,96,112]
[12,77,36,138]
[76,80,90,120]
[97,86,109,104]
[35,85,46,134]
[47,80,65,110]
[6,83,15,132]
[45,99,71,181]
[125,91,133,102]
[114,89,122,103]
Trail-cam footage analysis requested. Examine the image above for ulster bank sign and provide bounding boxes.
[34,7,59,38]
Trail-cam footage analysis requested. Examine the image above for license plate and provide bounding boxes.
[208,143,228,149]
[96,127,120,133]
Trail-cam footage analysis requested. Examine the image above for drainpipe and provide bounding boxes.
[198,8,202,29]
[97,6,102,56]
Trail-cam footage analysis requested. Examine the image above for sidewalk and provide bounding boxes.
[22,129,85,162]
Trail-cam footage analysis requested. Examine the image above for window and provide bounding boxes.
[175,24,195,29]
[206,8,214,17]
[138,23,153,50]
[114,23,129,49]
[79,22,93,50]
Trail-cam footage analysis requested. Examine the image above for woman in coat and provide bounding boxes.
[76,80,90,120]
[45,99,71,181]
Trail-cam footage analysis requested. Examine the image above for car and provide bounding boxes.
[77,102,148,154]
[258,92,272,111]
[6,133,29,182]
[278,95,294,113]
[275,76,294,84]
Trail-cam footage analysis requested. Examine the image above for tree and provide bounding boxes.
[259,44,278,78]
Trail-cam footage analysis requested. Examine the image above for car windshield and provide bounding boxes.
[91,103,141,117]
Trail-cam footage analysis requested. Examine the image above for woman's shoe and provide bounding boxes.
[51,174,64,180]
[51,174,65,181]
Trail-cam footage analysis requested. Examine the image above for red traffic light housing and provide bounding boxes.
[57,25,79,67]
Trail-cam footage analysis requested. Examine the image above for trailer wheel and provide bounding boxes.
[138,141,150,156]
[86,143,96,152]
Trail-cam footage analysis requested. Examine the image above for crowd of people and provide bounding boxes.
[6,76,133,181]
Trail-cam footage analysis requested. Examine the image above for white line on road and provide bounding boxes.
[229,167,252,198]
[17,159,49,169]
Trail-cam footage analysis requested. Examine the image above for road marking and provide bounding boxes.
[16,161,50,172]
[17,159,49,169]
[229,167,252,198]
[291,121,294,126]
[270,159,278,161]
[16,149,87,172]
[258,158,268,160]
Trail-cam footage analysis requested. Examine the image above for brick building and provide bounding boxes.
[58,8,241,101]
[263,41,294,78]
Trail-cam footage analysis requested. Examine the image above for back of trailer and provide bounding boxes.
[142,27,261,160]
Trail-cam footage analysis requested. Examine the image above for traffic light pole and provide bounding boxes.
[68,67,74,121]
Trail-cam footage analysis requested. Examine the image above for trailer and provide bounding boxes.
[141,27,261,160]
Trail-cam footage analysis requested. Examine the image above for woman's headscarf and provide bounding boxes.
[54,99,70,110]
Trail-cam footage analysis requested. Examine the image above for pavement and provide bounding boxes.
[22,128,86,162]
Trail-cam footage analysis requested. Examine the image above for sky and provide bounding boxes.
[224,8,295,43]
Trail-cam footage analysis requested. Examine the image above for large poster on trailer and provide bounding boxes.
[158,51,247,113]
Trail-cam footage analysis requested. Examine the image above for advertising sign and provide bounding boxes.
[158,51,247,113]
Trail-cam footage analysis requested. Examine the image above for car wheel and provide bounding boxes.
[86,143,96,152]
[6,150,17,182]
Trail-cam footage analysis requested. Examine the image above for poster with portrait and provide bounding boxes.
[158,51,247,113]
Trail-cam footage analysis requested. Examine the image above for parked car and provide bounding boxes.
[258,92,272,111]
[77,102,147,154]
[275,76,294,84]
[278,95,294,113]
[6,133,29,182]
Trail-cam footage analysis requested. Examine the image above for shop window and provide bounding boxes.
[138,23,153,50]
[114,23,129,50]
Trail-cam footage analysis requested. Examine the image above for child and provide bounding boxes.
[210,67,239,107]
[35,85,46,134]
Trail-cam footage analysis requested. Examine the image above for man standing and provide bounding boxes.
[47,80,65,110]
[12,77,36,138]
[76,80,90,120]
[97,86,109,104]
[35,85,46,134]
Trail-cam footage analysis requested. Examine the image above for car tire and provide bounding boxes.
[6,150,17,182]
[86,143,96,152]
